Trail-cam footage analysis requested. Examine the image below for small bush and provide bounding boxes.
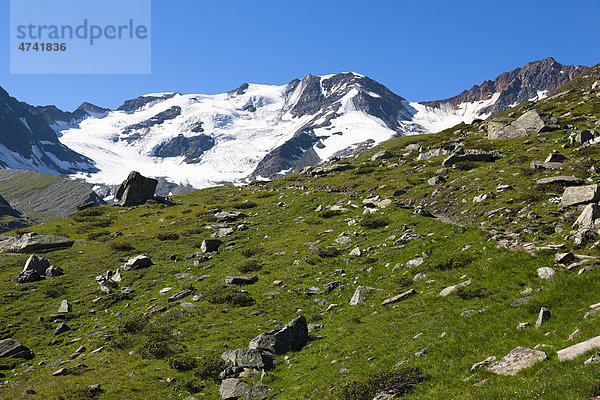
[232,201,257,209]
[204,285,255,307]
[140,325,182,359]
[456,287,488,300]
[343,367,425,400]
[360,214,389,229]
[156,233,180,241]
[355,166,375,175]
[121,316,148,334]
[167,354,198,372]
[393,276,413,290]
[57,387,100,400]
[241,247,263,258]
[236,260,262,273]
[43,284,65,298]
[177,377,204,394]
[87,231,110,240]
[319,209,343,219]
[304,217,322,225]
[109,242,135,251]
[432,254,473,271]
[318,247,341,258]
[453,161,479,171]
[194,354,226,381]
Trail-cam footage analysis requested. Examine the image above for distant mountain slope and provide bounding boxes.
[0,193,31,232]
[408,57,587,132]
[0,169,105,222]
[0,86,97,174]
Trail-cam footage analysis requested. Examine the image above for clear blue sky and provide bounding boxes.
[1,0,599,110]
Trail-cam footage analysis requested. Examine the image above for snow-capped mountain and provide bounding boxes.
[0,58,586,192]
[0,86,96,174]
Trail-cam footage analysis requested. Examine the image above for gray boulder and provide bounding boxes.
[557,335,600,361]
[545,152,567,163]
[16,255,51,283]
[123,254,153,269]
[530,161,562,170]
[219,378,250,400]
[427,176,446,186]
[570,130,594,146]
[114,171,158,206]
[45,265,64,277]
[536,176,583,186]
[441,149,501,167]
[226,275,259,286]
[57,300,71,314]
[214,211,247,222]
[221,349,275,369]
[54,323,70,335]
[201,239,223,253]
[248,315,308,355]
[560,184,600,206]
[381,289,417,306]
[487,346,547,375]
[488,110,560,140]
[536,307,551,327]
[0,233,74,253]
[349,286,375,306]
[573,204,600,230]
[0,339,33,359]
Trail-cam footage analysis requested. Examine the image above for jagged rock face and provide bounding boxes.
[153,134,215,162]
[117,93,179,114]
[0,86,96,174]
[28,102,109,126]
[422,57,587,116]
[122,106,182,143]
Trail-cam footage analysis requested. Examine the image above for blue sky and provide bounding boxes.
[2,0,599,110]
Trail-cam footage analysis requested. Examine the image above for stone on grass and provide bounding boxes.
[349,286,375,305]
[555,252,575,265]
[0,233,74,254]
[0,339,33,359]
[439,279,472,297]
[557,335,600,361]
[536,307,551,328]
[57,300,71,313]
[560,184,600,207]
[201,239,223,253]
[537,267,555,280]
[123,254,153,269]
[471,356,496,371]
[248,316,308,355]
[381,289,417,306]
[16,255,51,283]
[536,176,583,186]
[585,352,600,365]
[219,378,250,400]
[114,171,158,206]
[226,275,259,285]
[573,204,600,230]
[487,347,547,375]
[54,323,70,335]
[221,349,275,369]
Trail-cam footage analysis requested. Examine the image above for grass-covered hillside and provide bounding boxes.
[3,64,600,400]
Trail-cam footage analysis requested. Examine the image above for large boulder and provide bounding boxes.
[123,254,153,270]
[248,316,308,355]
[114,171,158,206]
[487,346,547,375]
[560,184,600,207]
[536,176,583,186]
[219,378,250,400]
[221,349,275,369]
[0,339,33,359]
[201,239,223,253]
[441,149,501,167]
[488,110,560,140]
[15,255,51,283]
[557,335,600,361]
[0,233,74,253]
[574,204,600,231]
[225,275,258,286]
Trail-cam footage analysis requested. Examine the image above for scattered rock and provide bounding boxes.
[555,252,575,265]
[45,265,64,277]
[201,239,223,253]
[370,150,397,161]
[0,338,33,359]
[488,110,560,140]
[54,323,70,335]
[585,352,600,365]
[439,279,472,297]
[511,296,537,307]
[248,316,308,355]
[536,176,583,186]
[219,378,250,400]
[114,171,158,206]
[226,275,259,285]
[349,286,375,306]
[123,254,153,269]
[487,346,547,375]
[545,151,567,163]
[428,176,446,186]
[221,349,275,369]
[57,300,71,314]
[405,256,424,269]
[16,255,50,283]
[349,247,361,256]
[536,307,551,328]
[381,289,417,306]
[471,356,496,371]
[568,329,581,341]
[573,204,600,231]
[530,161,562,170]
[442,149,501,167]
[0,233,74,254]
[168,290,192,302]
[537,267,555,280]
[517,322,530,330]
[214,211,247,223]
[557,335,600,361]
[560,184,600,207]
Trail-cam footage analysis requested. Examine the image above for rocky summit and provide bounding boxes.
[3,61,600,400]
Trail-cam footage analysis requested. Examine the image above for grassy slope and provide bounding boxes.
[2,65,600,399]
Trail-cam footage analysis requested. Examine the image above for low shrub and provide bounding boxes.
[342,367,425,400]
[109,242,135,251]
[194,354,226,381]
[453,161,479,171]
[319,209,343,219]
[360,214,389,229]
[318,247,341,258]
[241,247,263,258]
[456,287,488,300]
[432,254,473,271]
[236,260,262,273]
[232,200,257,209]
[204,285,255,306]
[156,233,180,241]
[121,316,148,334]
[167,354,198,372]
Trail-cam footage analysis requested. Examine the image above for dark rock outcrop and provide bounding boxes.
[15,255,50,283]
[0,339,34,359]
[153,134,215,162]
[248,316,308,355]
[115,171,158,206]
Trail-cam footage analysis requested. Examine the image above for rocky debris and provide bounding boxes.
[201,239,223,253]
[16,255,51,283]
[349,247,362,256]
[570,130,594,146]
[219,378,250,399]
[370,150,397,161]
[123,254,153,270]
[226,275,259,286]
[441,149,501,167]
[537,267,555,280]
[168,290,192,302]
[487,347,547,375]
[221,349,275,369]
[114,171,158,206]
[517,322,530,330]
[45,265,64,277]
[215,211,247,222]
[405,256,424,268]
[560,184,600,207]
[536,176,583,186]
[349,286,375,305]
[511,296,537,307]
[568,329,581,341]
[405,143,425,153]
[585,352,600,365]
[54,323,70,335]
[428,176,446,186]
[249,316,308,355]
[439,279,472,297]
[536,307,551,327]
[556,252,575,265]
[545,151,568,163]
[416,146,455,161]
[557,335,600,361]
[530,161,562,170]
[304,163,354,176]
[471,356,496,371]
[381,289,417,306]
[0,338,33,359]
[218,227,234,237]
[0,233,74,254]
[488,110,560,140]
[573,204,600,231]
[57,300,71,314]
